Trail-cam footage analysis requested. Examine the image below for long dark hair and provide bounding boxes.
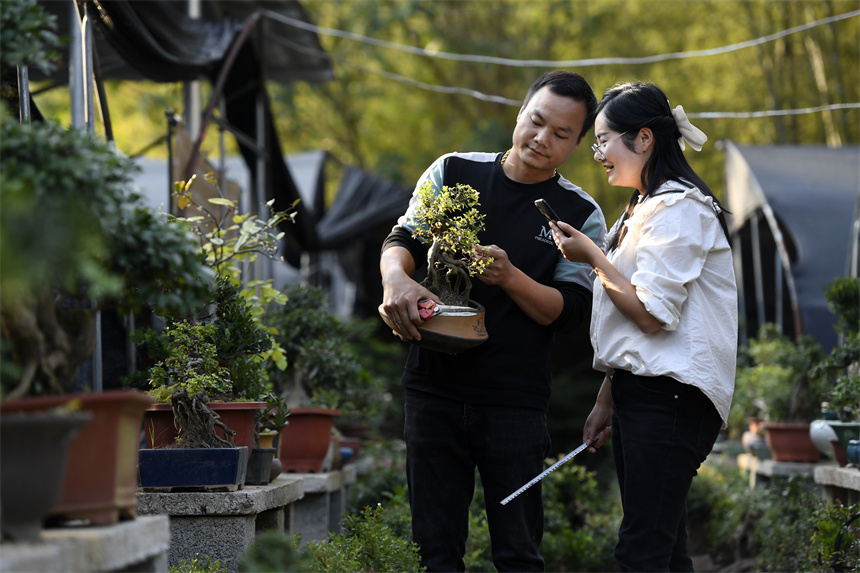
[598,82,729,247]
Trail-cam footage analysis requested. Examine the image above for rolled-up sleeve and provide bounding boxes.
[629,200,712,331]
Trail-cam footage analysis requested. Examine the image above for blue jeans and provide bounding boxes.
[611,370,722,572]
[404,389,551,572]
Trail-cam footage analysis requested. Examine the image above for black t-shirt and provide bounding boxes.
[382,152,606,411]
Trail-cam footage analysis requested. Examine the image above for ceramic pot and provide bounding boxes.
[0,412,92,541]
[825,421,860,453]
[143,401,265,456]
[279,407,340,473]
[2,390,153,525]
[847,440,860,465]
[831,438,849,467]
[138,446,248,492]
[810,419,839,459]
[245,447,276,486]
[380,300,488,354]
[763,422,820,463]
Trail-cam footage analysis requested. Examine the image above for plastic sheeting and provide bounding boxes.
[32,0,333,253]
[725,142,860,351]
[33,0,332,84]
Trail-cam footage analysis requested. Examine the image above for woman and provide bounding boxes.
[550,82,737,572]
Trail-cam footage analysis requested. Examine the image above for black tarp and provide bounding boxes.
[725,142,860,351]
[33,0,333,252]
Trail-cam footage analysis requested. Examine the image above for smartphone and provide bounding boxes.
[534,198,560,224]
[535,198,570,236]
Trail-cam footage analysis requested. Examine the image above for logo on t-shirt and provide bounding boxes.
[535,225,554,245]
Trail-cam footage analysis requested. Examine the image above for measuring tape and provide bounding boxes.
[500,439,594,506]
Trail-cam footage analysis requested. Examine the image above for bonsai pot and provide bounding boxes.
[380,300,488,355]
[279,407,340,473]
[847,440,860,465]
[245,447,277,485]
[0,411,92,541]
[1,390,154,525]
[825,421,860,454]
[143,401,266,456]
[830,438,849,467]
[138,446,248,492]
[763,422,820,463]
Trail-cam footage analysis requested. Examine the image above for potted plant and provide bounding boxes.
[734,324,828,462]
[264,283,390,472]
[379,182,492,354]
[812,277,860,458]
[137,175,295,485]
[138,319,256,491]
[0,92,214,533]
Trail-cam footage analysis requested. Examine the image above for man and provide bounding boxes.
[379,70,606,572]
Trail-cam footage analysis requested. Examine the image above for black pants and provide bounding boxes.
[611,370,722,572]
[404,389,550,572]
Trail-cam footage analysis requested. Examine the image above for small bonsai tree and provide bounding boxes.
[813,276,860,422]
[136,174,296,444]
[411,182,491,306]
[264,284,369,412]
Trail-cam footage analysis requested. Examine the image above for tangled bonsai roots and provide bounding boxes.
[171,389,235,449]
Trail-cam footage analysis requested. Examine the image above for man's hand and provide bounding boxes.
[380,246,440,341]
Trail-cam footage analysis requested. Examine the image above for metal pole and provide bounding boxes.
[17,66,30,123]
[69,0,84,128]
[185,0,201,138]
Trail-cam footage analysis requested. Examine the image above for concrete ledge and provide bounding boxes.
[737,454,836,488]
[137,477,305,573]
[814,465,860,504]
[288,463,357,494]
[0,515,170,573]
[137,475,304,516]
[288,466,357,543]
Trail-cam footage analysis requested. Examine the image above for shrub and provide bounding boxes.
[306,504,424,573]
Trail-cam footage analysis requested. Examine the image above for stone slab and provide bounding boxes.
[814,465,860,504]
[136,476,304,516]
[0,515,170,573]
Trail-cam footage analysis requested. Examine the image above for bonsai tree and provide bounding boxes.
[411,182,492,306]
[136,175,296,443]
[0,0,212,401]
[813,276,860,422]
[264,284,386,422]
[731,323,827,425]
[0,114,213,400]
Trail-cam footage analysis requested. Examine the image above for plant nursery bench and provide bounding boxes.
[289,464,358,543]
[814,465,860,505]
[736,453,834,489]
[135,466,357,572]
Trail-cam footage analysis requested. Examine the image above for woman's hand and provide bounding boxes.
[550,221,600,264]
[583,376,614,453]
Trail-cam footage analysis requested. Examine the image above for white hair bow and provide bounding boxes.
[670,104,707,152]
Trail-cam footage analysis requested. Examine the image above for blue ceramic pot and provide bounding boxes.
[847,440,860,465]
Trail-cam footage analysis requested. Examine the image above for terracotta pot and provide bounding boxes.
[279,407,340,473]
[831,438,849,467]
[1,390,154,525]
[762,422,820,463]
[143,401,265,457]
[0,411,92,541]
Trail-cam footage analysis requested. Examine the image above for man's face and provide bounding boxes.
[510,86,587,179]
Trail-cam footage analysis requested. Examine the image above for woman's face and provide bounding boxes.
[593,113,649,192]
